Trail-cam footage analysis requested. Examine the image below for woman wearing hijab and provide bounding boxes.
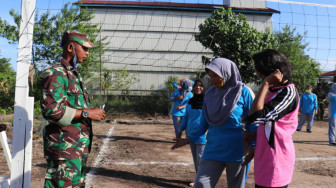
[170,79,194,137]
[174,78,207,187]
[327,83,336,145]
[243,49,299,188]
[172,58,257,188]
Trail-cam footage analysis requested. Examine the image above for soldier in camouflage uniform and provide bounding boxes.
[40,31,105,188]
[313,83,326,120]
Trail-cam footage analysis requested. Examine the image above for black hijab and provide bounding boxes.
[189,78,207,109]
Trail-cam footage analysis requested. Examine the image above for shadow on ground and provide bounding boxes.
[89,167,190,188]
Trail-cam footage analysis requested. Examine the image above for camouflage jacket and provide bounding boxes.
[40,58,92,160]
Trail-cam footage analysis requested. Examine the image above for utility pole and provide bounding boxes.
[11,0,36,187]
[100,25,102,101]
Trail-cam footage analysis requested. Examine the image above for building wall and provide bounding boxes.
[89,5,273,95]
[225,0,266,8]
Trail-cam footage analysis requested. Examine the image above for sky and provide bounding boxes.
[0,0,78,70]
[1,0,336,71]
[266,0,336,72]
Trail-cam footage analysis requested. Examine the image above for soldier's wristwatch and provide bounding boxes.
[81,110,89,119]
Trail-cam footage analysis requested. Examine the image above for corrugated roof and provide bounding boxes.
[320,70,336,76]
[77,1,280,14]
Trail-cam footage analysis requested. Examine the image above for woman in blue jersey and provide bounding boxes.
[170,80,194,137]
[297,85,318,133]
[175,78,207,187]
[172,58,257,188]
[327,83,336,145]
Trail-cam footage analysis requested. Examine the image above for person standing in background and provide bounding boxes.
[313,83,326,120]
[327,83,336,146]
[297,85,318,133]
[169,80,194,137]
[172,78,188,89]
[174,78,207,187]
[40,31,105,187]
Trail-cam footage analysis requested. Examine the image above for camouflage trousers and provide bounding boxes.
[44,155,88,188]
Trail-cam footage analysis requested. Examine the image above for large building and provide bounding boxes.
[80,0,279,95]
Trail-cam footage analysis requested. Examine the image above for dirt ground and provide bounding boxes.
[1,115,336,188]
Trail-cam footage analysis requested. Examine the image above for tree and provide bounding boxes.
[273,25,321,92]
[0,1,111,111]
[195,8,274,83]
[0,1,105,76]
[109,68,140,96]
[0,1,143,110]
[165,76,179,95]
[195,9,321,88]
[0,55,15,114]
[87,67,140,98]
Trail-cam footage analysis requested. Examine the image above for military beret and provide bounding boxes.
[62,31,95,48]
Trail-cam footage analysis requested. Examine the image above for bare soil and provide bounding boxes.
[1,115,336,188]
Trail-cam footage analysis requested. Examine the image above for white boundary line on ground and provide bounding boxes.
[296,156,336,161]
[86,124,115,186]
[109,156,336,166]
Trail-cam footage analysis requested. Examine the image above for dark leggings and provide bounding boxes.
[255,184,288,188]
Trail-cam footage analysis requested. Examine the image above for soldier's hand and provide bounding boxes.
[88,108,105,121]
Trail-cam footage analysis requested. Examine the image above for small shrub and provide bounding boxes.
[91,94,169,116]
[34,100,42,118]
[0,107,13,115]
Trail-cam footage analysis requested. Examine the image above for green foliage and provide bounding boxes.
[34,100,42,117]
[101,70,113,96]
[86,67,140,108]
[0,9,20,43]
[165,76,179,95]
[0,1,125,114]
[0,108,13,115]
[92,67,140,96]
[90,75,184,115]
[110,68,140,95]
[90,95,169,115]
[272,25,321,92]
[195,8,274,83]
[0,1,108,78]
[0,56,15,114]
[29,69,43,113]
[195,56,210,78]
[195,9,321,88]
